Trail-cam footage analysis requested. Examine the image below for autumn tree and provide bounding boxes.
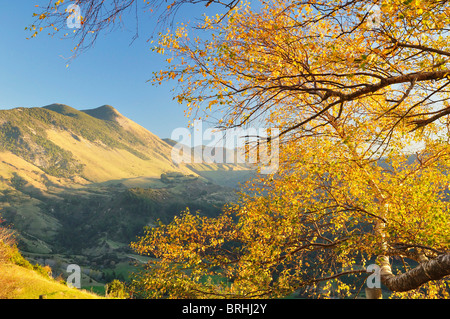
[132,0,450,298]
[33,0,450,298]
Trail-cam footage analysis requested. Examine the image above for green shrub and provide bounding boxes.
[0,226,52,280]
[32,264,52,279]
[105,279,129,299]
[8,245,32,269]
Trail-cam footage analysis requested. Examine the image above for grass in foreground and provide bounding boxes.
[0,263,103,299]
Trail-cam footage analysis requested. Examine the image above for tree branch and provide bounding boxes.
[381,253,450,292]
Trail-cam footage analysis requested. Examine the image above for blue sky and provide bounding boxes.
[0,2,209,139]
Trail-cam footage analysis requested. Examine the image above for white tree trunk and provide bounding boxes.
[381,253,450,292]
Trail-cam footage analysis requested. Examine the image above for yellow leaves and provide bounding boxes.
[303,3,314,15]
[132,0,450,299]
[166,1,176,10]
[156,46,165,55]
[168,71,177,80]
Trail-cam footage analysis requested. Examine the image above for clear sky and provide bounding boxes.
[0,2,208,140]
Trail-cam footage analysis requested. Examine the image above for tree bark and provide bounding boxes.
[365,287,382,299]
[380,254,450,292]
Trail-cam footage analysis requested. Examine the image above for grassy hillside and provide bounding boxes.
[0,239,103,299]
[0,263,102,299]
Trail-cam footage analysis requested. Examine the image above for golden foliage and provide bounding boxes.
[131,0,450,298]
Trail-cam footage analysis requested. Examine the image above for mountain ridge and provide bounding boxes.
[0,104,187,186]
[0,103,253,187]
[81,104,122,122]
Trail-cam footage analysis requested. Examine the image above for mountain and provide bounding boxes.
[0,103,191,185]
[0,103,253,188]
[0,104,254,286]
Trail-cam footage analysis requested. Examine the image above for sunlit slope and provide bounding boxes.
[0,263,102,299]
[45,129,186,183]
[0,151,66,190]
[0,104,194,188]
[0,103,254,191]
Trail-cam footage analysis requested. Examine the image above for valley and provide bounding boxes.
[0,103,255,293]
